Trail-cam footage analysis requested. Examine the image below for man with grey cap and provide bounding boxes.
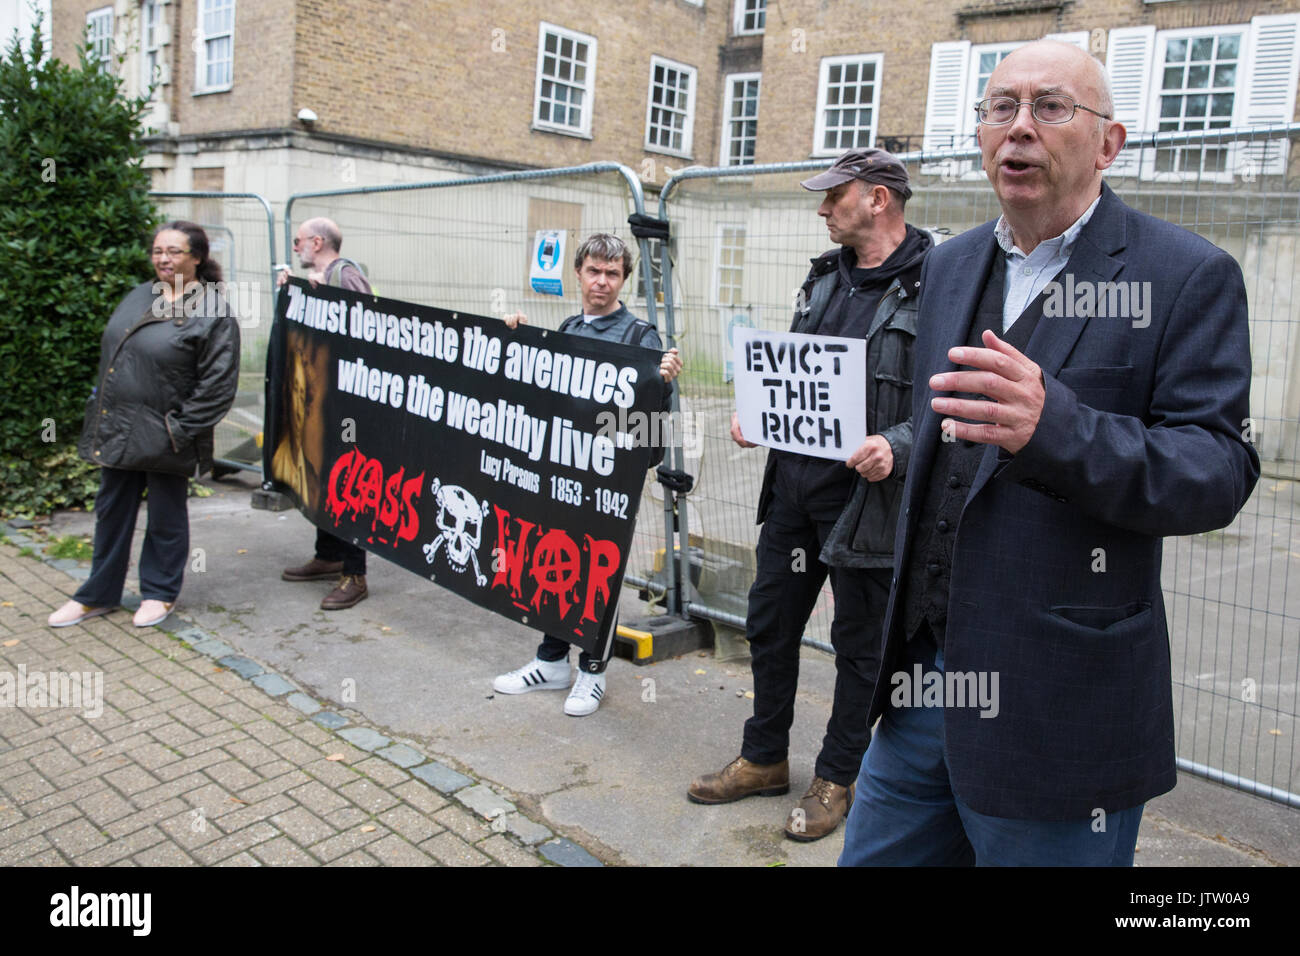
[688,147,932,842]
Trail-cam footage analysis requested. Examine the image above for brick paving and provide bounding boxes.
[0,531,596,867]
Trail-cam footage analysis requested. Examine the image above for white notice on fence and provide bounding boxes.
[733,329,866,461]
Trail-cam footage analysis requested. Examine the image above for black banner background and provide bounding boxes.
[263,278,661,657]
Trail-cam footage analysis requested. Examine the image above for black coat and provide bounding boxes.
[754,233,931,568]
[79,281,240,477]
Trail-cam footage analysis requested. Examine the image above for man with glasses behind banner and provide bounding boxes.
[838,39,1258,866]
[277,217,374,610]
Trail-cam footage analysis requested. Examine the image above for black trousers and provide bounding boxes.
[314,528,366,575]
[75,467,190,606]
[536,599,619,674]
[740,488,891,786]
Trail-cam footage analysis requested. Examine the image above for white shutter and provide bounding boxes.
[922,41,970,174]
[1242,14,1300,175]
[1044,32,1089,50]
[1105,26,1156,178]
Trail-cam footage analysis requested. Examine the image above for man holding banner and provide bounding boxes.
[689,148,932,842]
[277,217,374,610]
[492,234,682,717]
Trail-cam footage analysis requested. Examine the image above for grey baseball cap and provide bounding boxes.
[800,147,912,200]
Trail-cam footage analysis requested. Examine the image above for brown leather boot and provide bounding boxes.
[688,756,789,804]
[321,574,368,610]
[784,777,855,842]
[282,557,344,581]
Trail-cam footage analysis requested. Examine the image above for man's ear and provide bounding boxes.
[1096,121,1127,171]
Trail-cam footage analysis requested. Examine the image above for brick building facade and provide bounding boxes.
[47,1,1300,195]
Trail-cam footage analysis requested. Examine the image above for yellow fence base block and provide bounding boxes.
[616,624,653,661]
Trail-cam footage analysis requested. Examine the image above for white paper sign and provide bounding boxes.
[529,230,566,296]
[733,329,866,460]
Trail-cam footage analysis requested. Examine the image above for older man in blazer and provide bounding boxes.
[838,40,1260,865]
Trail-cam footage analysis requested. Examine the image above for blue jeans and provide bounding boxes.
[838,630,1144,866]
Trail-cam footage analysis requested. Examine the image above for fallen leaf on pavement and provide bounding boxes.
[229,796,248,805]
[744,691,754,699]
[1,601,14,607]
[694,668,706,675]
[236,549,248,554]
[2,639,18,647]
[360,825,376,833]
[1268,729,1283,736]
[325,753,346,761]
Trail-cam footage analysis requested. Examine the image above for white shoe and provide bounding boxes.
[493,657,571,694]
[48,600,112,628]
[564,670,606,717]
[133,600,174,628]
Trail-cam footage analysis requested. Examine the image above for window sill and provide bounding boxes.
[531,122,592,140]
[192,85,233,97]
[644,143,694,160]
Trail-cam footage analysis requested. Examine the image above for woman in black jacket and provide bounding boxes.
[49,221,240,629]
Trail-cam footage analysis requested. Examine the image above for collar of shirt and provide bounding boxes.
[582,302,627,325]
[994,194,1101,333]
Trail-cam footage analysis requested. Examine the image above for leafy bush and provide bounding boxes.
[0,18,157,516]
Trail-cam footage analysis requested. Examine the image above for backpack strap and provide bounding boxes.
[621,318,656,347]
[324,257,366,287]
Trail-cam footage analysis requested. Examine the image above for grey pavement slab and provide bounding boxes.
[251,674,296,696]
[412,761,473,794]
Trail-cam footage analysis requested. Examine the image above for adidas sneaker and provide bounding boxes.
[564,670,606,717]
[493,657,571,694]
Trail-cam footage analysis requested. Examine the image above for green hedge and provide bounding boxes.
[0,20,158,516]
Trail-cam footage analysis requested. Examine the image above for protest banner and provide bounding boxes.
[264,278,663,657]
[732,328,866,460]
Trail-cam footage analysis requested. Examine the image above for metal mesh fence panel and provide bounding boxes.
[149,192,277,472]
[660,125,1299,802]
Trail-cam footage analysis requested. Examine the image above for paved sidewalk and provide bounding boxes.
[3,485,1297,868]
[0,533,595,867]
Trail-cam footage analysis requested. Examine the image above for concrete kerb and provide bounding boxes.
[0,520,593,867]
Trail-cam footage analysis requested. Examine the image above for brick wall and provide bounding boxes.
[50,0,1300,177]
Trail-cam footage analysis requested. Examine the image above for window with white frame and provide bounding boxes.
[195,0,234,93]
[534,23,596,137]
[645,56,697,157]
[721,73,760,166]
[1107,15,1300,179]
[814,55,882,155]
[85,7,113,70]
[734,0,766,36]
[141,0,165,92]
[1153,30,1242,174]
[714,225,747,307]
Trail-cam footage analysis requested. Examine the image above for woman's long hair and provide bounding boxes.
[153,220,223,282]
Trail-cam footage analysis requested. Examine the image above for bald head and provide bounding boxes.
[987,40,1113,125]
[301,217,343,253]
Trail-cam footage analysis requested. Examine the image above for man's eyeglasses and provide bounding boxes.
[975,95,1111,126]
[292,234,320,248]
[151,247,191,259]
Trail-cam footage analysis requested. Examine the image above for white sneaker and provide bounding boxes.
[564,670,606,717]
[493,657,571,694]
